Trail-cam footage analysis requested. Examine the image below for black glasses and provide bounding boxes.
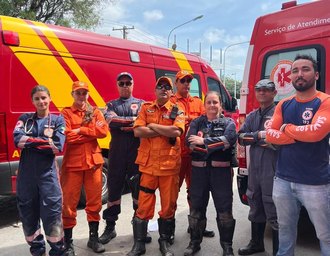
[74,91,88,96]
[118,81,132,87]
[180,77,192,84]
[156,84,172,90]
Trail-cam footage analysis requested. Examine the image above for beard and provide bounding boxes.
[292,78,315,92]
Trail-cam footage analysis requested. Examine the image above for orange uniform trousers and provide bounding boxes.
[136,173,179,220]
[61,166,102,229]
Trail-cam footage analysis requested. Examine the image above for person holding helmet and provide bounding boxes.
[61,81,108,255]
[238,79,279,256]
[127,76,184,256]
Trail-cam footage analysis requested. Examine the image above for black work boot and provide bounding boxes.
[167,218,175,245]
[132,215,152,244]
[184,216,206,256]
[272,229,279,256]
[145,232,152,244]
[217,218,236,256]
[87,222,105,253]
[187,222,215,238]
[127,217,147,256]
[63,228,75,256]
[99,220,117,244]
[203,229,215,237]
[29,234,46,256]
[238,222,266,255]
[158,218,174,256]
[48,238,67,256]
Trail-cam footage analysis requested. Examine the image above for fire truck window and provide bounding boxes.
[207,77,230,110]
[189,78,200,97]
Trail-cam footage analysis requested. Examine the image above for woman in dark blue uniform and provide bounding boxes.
[184,91,237,256]
[13,85,66,256]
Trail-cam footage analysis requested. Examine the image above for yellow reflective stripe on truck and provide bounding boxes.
[171,50,194,73]
[32,21,105,108]
[2,16,74,109]
[2,16,105,110]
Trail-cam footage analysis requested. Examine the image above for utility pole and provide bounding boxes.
[113,25,134,39]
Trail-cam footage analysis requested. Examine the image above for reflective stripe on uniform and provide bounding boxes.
[191,160,231,168]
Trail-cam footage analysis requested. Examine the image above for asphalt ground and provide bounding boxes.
[0,172,320,256]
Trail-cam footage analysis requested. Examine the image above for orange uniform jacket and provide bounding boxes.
[134,100,185,176]
[170,93,205,156]
[61,105,108,171]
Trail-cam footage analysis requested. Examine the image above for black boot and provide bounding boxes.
[87,222,105,253]
[184,216,206,256]
[145,232,152,244]
[127,217,147,256]
[64,228,75,256]
[187,223,215,238]
[238,222,265,255]
[132,215,152,244]
[272,229,279,256]
[99,221,117,244]
[203,229,215,237]
[167,218,175,245]
[158,218,174,256]
[217,218,236,256]
[29,234,46,256]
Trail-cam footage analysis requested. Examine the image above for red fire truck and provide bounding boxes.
[237,0,330,204]
[0,15,237,202]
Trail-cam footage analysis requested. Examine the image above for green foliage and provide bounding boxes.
[0,0,115,29]
[224,76,241,99]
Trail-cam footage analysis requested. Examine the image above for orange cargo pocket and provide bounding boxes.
[92,153,104,165]
[135,150,149,166]
[159,147,180,170]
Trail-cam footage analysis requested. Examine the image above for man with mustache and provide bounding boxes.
[266,54,330,256]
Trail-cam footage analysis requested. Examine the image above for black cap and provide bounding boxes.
[255,79,275,89]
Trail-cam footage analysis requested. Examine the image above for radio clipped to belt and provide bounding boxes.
[168,104,179,146]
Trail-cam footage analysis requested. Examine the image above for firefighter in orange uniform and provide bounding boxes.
[127,77,185,256]
[170,70,214,237]
[61,81,108,255]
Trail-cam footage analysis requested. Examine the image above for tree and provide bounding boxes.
[224,76,241,99]
[0,0,116,30]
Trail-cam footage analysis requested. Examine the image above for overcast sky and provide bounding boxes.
[96,0,315,81]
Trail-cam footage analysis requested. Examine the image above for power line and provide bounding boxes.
[112,25,134,39]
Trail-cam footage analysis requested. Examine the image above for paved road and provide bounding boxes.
[0,173,320,256]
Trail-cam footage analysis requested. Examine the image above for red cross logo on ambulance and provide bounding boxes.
[270,60,295,101]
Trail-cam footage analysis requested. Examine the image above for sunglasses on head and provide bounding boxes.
[118,81,132,87]
[179,77,192,84]
[156,84,172,90]
[74,91,88,96]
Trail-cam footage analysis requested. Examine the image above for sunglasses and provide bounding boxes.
[74,91,88,96]
[156,84,172,90]
[118,81,132,87]
[179,77,192,84]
